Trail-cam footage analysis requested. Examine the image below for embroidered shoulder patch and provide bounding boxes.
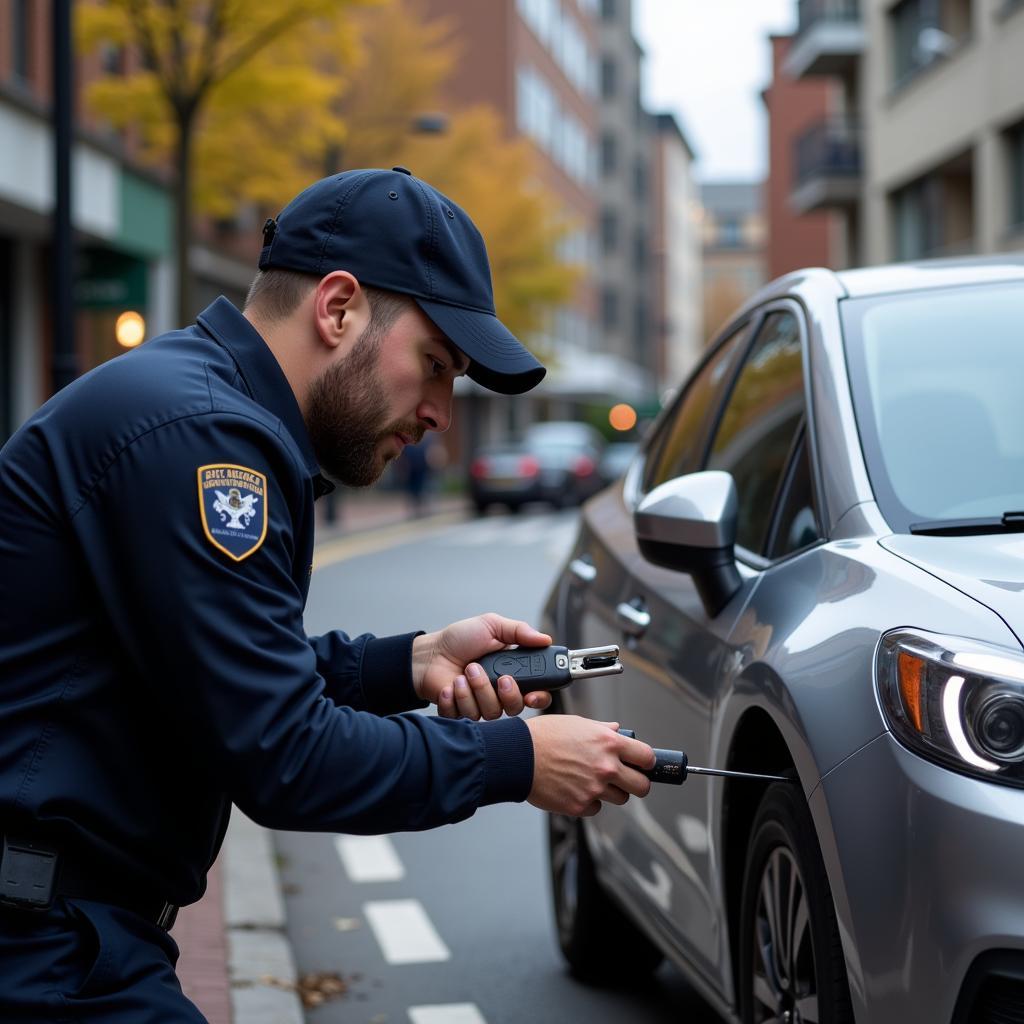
[197,463,268,562]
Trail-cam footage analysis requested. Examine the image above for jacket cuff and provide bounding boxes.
[360,632,428,716]
[477,717,534,805]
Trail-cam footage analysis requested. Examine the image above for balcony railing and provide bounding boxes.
[796,0,861,38]
[791,117,862,213]
[787,0,864,79]
[795,117,862,187]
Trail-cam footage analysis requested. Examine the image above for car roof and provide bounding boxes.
[746,253,1024,309]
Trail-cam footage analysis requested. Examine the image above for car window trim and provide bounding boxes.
[692,310,769,474]
[636,313,759,500]
[763,421,827,562]
[702,300,826,566]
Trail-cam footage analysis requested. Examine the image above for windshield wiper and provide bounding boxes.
[909,512,1024,536]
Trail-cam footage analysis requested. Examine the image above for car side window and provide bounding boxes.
[766,427,821,559]
[706,311,806,556]
[642,325,747,492]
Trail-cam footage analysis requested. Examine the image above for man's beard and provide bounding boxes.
[305,320,422,487]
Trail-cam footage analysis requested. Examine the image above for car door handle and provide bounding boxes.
[616,600,650,636]
[569,557,597,583]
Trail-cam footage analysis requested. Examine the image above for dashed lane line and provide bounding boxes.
[408,1004,488,1024]
[363,898,451,965]
[334,834,405,883]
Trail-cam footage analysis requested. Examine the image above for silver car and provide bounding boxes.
[540,257,1024,1024]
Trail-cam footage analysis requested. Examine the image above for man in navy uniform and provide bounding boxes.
[0,168,655,1021]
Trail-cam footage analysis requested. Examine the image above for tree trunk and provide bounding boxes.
[174,109,195,326]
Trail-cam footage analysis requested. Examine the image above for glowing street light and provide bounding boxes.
[116,310,146,348]
[609,403,637,432]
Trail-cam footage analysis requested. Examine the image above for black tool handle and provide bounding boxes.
[617,728,688,785]
[478,646,572,694]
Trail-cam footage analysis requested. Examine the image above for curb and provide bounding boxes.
[224,813,304,1024]
[220,506,466,1023]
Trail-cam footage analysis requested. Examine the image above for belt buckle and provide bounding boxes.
[156,901,178,931]
[0,836,59,911]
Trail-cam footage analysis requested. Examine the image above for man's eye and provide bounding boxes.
[429,357,446,376]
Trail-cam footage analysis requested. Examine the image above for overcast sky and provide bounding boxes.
[632,0,797,183]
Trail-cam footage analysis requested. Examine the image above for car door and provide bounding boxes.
[562,321,753,877]
[611,306,812,989]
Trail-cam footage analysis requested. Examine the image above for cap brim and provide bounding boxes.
[415,298,546,396]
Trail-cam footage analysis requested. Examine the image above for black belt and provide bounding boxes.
[0,836,179,931]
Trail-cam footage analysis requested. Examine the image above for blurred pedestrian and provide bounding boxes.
[398,434,438,517]
[0,168,655,1022]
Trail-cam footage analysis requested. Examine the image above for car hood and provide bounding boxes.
[880,534,1024,645]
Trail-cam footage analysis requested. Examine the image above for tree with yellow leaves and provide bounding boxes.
[77,0,369,321]
[79,0,578,349]
[337,0,578,349]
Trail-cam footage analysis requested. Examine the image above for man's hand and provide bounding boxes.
[525,716,655,816]
[413,614,554,720]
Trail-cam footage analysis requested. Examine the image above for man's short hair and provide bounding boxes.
[244,268,413,333]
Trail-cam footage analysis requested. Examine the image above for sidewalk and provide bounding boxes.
[175,488,469,1023]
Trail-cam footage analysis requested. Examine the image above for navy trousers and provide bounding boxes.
[0,897,207,1023]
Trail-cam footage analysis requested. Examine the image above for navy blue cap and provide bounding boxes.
[258,168,546,395]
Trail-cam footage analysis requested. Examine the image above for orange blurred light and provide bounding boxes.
[609,403,637,432]
[897,651,925,732]
[115,311,146,348]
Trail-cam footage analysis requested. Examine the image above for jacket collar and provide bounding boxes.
[196,297,334,497]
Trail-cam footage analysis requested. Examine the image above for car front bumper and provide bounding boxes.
[814,730,1024,1024]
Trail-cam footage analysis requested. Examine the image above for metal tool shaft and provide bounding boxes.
[685,765,792,783]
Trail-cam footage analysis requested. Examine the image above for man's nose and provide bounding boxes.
[417,387,453,433]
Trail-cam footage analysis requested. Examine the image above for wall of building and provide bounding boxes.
[764,34,841,277]
[864,0,1024,262]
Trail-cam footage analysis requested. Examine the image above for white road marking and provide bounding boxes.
[364,899,451,964]
[334,834,405,883]
[408,1004,488,1024]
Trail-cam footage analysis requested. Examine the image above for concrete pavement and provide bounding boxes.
[175,488,471,1023]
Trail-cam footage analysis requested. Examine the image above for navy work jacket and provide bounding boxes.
[0,298,532,907]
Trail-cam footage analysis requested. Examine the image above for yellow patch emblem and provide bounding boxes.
[197,463,268,562]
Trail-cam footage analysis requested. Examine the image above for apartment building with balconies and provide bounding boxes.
[782,0,1024,267]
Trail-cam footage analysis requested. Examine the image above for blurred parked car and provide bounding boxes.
[541,257,1024,1023]
[470,422,605,513]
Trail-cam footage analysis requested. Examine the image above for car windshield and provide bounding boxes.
[842,280,1024,532]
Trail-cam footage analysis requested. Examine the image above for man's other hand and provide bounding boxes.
[413,614,553,720]
[525,716,655,816]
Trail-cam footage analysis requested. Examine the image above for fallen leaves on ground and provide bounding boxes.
[255,970,349,1008]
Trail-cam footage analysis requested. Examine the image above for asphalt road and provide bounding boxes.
[276,508,724,1024]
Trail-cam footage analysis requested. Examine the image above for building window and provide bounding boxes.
[600,56,617,98]
[11,0,32,83]
[1010,122,1024,229]
[601,286,620,329]
[633,228,648,270]
[633,157,649,200]
[601,133,618,177]
[600,209,619,253]
[890,0,970,88]
[892,176,943,259]
[718,216,743,248]
[892,153,974,259]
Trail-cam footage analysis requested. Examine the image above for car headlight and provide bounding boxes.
[877,628,1024,786]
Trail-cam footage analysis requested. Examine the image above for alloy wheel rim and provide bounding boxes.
[751,845,820,1024]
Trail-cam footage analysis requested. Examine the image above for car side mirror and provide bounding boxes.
[634,471,742,617]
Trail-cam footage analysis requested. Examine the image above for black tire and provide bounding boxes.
[738,784,854,1024]
[473,500,489,516]
[547,812,663,985]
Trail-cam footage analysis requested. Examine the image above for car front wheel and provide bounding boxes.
[738,783,853,1024]
[547,812,663,985]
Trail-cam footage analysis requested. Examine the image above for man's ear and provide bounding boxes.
[313,271,370,353]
